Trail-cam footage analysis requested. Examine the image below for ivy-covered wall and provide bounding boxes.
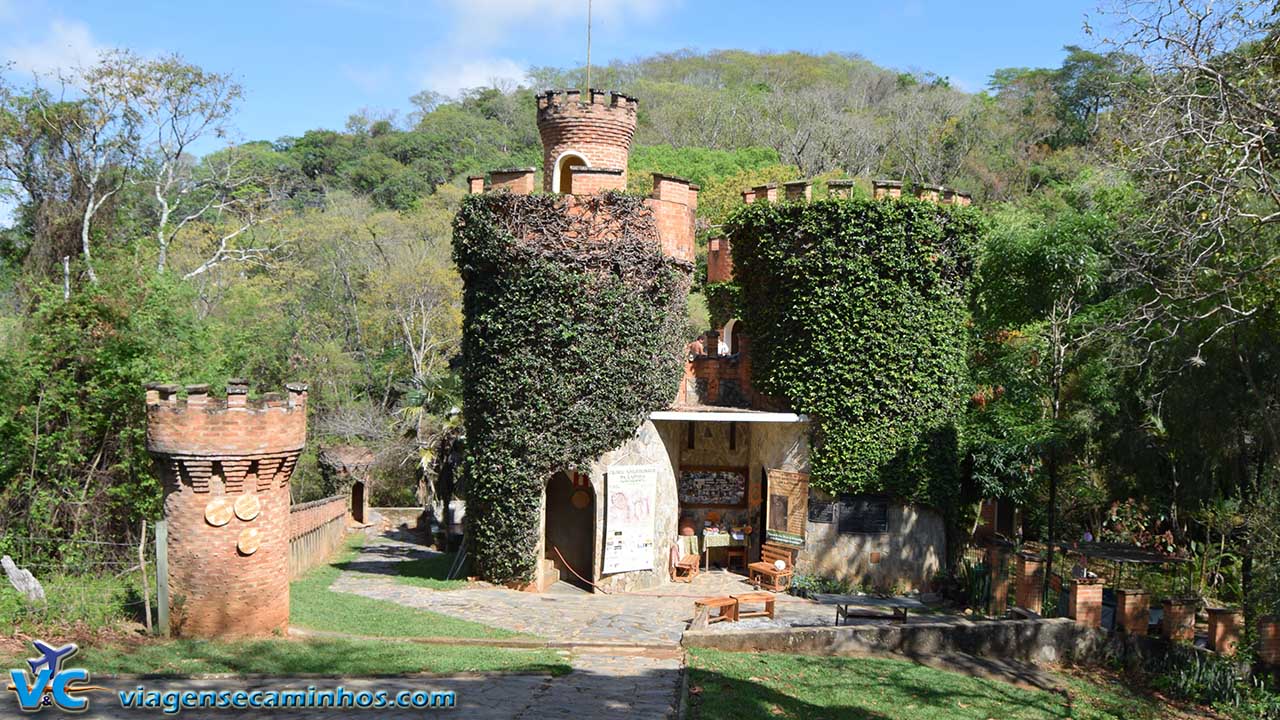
[724,197,982,508]
[452,192,691,584]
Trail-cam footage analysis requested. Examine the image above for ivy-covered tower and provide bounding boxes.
[457,90,696,592]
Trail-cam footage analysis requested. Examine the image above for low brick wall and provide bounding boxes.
[289,495,348,578]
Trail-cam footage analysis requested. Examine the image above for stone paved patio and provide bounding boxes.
[329,532,874,644]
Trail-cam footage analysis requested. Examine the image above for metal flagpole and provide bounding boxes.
[586,0,592,90]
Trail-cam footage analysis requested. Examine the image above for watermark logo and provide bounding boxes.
[6,640,106,713]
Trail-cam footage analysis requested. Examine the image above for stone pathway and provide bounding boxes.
[59,649,682,719]
[330,532,857,644]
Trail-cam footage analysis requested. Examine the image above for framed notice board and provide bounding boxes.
[836,495,890,534]
[678,467,748,508]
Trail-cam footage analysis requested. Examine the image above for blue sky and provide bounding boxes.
[0,1,1115,145]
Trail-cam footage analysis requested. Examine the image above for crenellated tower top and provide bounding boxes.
[536,89,638,194]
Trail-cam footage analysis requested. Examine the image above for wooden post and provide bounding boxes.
[155,520,169,637]
[138,519,152,635]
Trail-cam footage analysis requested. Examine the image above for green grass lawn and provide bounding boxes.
[391,552,471,591]
[290,536,521,639]
[686,649,1193,720]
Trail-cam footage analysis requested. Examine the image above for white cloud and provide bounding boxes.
[420,56,529,97]
[4,19,103,76]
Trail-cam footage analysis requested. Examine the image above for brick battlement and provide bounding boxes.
[145,381,307,459]
[537,89,638,193]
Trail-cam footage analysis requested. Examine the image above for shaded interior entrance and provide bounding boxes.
[351,481,365,524]
[545,471,595,590]
[556,153,586,194]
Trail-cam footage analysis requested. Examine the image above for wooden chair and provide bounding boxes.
[725,545,747,572]
[748,542,798,592]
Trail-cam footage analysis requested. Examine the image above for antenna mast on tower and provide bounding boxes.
[586,0,593,90]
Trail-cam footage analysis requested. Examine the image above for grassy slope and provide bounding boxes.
[3,535,568,676]
[290,535,515,638]
[686,649,1189,720]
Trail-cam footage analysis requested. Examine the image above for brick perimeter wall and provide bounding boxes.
[289,495,348,578]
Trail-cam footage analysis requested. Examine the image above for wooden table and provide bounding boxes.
[812,594,926,625]
[732,592,776,619]
[701,531,748,571]
[693,595,739,625]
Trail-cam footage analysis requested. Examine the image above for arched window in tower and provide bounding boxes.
[555,152,587,194]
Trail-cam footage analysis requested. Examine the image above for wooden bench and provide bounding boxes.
[692,596,739,628]
[732,592,776,619]
[670,537,701,583]
[813,594,925,625]
[748,542,798,592]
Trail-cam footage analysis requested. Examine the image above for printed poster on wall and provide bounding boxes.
[603,464,658,574]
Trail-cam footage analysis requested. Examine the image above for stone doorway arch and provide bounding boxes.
[544,471,595,590]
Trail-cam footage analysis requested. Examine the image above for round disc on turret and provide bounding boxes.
[204,497,234,527]
[237,527,261,555]
[234,493,261,521]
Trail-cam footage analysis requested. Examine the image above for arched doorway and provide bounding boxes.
[554,152,587,194]
[544,471,595,590]
[723,318,745,354]
[351,481,365,524]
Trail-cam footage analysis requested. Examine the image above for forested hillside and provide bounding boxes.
[0,3,1277,655]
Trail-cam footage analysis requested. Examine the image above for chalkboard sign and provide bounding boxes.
[678,467,748,508]
[836,495,890,534]
[808,497,835,524]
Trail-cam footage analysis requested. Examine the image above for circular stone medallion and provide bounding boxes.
[237,527,262,555]
[204,497,234,527]
[234,493,261,522]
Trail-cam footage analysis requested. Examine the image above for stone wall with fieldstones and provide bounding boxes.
[146,380,307,638]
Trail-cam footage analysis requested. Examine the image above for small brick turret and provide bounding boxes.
[146,381,307,638]
[537,89,638,194]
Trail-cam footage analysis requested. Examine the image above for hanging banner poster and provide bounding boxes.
[602,464,658,574]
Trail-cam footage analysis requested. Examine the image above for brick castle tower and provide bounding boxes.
[467,89,695,264]
[145,380,307,637]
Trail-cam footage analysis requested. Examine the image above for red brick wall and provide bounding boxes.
[290,495,347,539]
[147,382,307,638]
[289,495,348,578]
[1069,578,1103,628]
[537,90,637,192]
[164,476,291,638]
[707,238,734,284]
[1015,553,1043,614]
[569,167,626,195]
[490,169,536,194]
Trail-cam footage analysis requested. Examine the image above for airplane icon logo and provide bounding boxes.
[28,641,77,676]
